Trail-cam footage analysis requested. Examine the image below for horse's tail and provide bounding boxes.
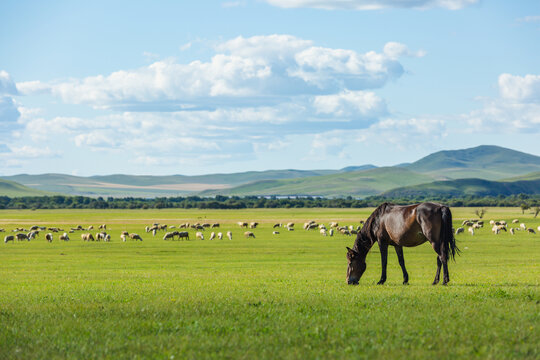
[441,205,459,261]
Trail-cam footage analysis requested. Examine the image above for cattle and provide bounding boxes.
[527,228,536,234]
[4,235,14,243]
[45,233,53,242]
[16,233,28,241]
[178,231,189,240]
[209,232,216,240]
[81,233,94,241]
[129,233,143,241]
[217,232,223,240]
[163,232,175,241]
[59,233,69,241]
[468,227,474,236]
[237,222,248,228]
[244,231,255,238]
[455,227,464,235]
[227,231,232,240]
[196,232,204,240]
[249,222,259,229]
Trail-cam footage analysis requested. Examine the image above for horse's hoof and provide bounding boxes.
[377,280,386,285]
[432,281,439,285]
[403,281,409,285]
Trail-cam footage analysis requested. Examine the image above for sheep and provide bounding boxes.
[0,228,4,232]
[287,226,294,231]
[27,231,39,240]
[492,225,500,234]
[320,228,327,236]
[489,220,495,226]
[512,219,519,224]
[99,224,107,230]
[45,233,53,242]
[81,233,94,241]
[319,224,327,230]
[272,231,280,235]
[273,223,281,228]
[329,229,334,237]
[244,231,255,238]
[163,232,175,241]
[169,225,176,229]
[211,223,220,228]
[178,231,189,240]
[4,235,14,243]
[286,222,294,228]
[96,232,107,241]
[59,233,69,241]
[217,232,223,240]
[527,228,536,234]
[249,222,259,229]
[226,231,232,240]
[237,222,248,228]
[30,225,40,231]
[16,233,28,241]
[209,232,216,240]
[520,223,526,230]
[538,226,540,232]
[196,232,204,240]
[87,225,94,231]
[509,228,515,235]
[129,233,143,241]
[455,227,464,235]
[121,234,127,242]
[329,222,339,228]
[104,234,111,242]
[468,227,474,236]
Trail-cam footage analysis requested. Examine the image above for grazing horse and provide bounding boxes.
[346,202,459,286]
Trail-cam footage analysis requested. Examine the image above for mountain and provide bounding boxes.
[200,167,436,198]
[0,179,52,197]
[405,145,540,180]
[378,177,540,198]
[0,169,353,197]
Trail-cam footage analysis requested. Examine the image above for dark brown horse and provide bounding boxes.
[346,202,458,286]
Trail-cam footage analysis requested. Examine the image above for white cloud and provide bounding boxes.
[498,73,540,103]
[265,0,478,10]
[17,35,407,109]
[518,15,540,23]
[313,90,387,119]
[0,96,21,126]
[383,42,426,60]
[0,70,18,95]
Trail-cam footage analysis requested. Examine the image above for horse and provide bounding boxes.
[346,202,459,286]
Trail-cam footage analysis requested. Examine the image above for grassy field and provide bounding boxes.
[0,207,538,359]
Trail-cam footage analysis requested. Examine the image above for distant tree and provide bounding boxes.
[475,208,487,219]
[520,203,530,214]
[533,206,540,218]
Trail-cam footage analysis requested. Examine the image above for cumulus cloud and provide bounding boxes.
[313,90,387,119]
[16,35,408,109]
[0,70,19,95]
[465,73,540,132]
[265,0,478,10]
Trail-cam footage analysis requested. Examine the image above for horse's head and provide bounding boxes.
[346,246,366,285]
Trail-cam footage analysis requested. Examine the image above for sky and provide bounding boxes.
[1,0,539,176]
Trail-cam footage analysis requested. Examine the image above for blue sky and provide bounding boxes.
[1,0,539,176]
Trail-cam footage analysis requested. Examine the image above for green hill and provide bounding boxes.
[0,179,52,197]
[378,178,540,198]
[405,145,540,180]
[201,167,436,198]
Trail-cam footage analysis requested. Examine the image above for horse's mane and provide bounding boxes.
[353,202,393,252]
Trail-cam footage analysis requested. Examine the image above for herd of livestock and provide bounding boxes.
[2,216,538,244]
[454,218,540,236]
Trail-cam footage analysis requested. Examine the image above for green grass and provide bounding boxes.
[0,208,539,359]
[0,179,53,197]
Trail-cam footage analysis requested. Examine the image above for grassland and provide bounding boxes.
[0,179,52,197]
[0,207,538,359]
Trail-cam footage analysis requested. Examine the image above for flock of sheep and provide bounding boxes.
[454,218,540,236]
[1,219,365,244]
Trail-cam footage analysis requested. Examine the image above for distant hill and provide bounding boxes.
[379,177,540,198]
[200,167,436,198]
[405,145,540,180]
[0,179,52,197]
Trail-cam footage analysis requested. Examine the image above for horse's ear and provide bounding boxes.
[346,247,356,258]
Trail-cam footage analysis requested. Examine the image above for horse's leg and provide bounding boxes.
[377,242,388,285]
[395,246,409,285]
[432,256,442,285]
[442,259,450,285]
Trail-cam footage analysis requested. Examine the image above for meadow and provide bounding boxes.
[0,207,538,359]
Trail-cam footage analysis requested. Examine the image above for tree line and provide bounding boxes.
[0,194,539,210]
